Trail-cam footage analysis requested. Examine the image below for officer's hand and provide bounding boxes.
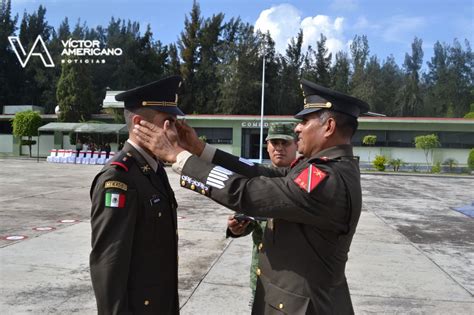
[176,120,205,156]
[134,120,184,163]
[228,214,250,235]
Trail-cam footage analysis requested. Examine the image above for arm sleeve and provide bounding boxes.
[212,149,288,178]
[89,171,137,315]
[181,155,347,232]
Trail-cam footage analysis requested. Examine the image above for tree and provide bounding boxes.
[398,37,424,116]
[362,135,377,163]
[56,60,95,122]
[178,0,202,113]
[11,110,42,157]
[464,103,474,118]
[194,13,224,113]
[414,134,440,171]
[468,149,474,171]
[331,51,350,93]
[217,20,261,114]
[378,56,403,115]
[0,0,19,111]
[16,5,54,109]
[277,29,304,114]
[314,34,332,86]
[349,35,370,101]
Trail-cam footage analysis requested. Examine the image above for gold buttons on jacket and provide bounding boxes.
[278,303,284,309]
[256,268,261,276]
[258,243,263,251]
[144,300,150,306]
[190,184,196,190]
[181,180,186,186]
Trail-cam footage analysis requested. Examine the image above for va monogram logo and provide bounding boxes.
[8,35,55,68]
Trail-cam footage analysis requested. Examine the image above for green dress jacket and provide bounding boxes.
[180,144,361,315]
[90,142,179,314]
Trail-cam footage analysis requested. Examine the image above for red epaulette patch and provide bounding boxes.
[290,156,304,168]
[293,164,327,193]
[110,152,133,172]
[111,161,129,171]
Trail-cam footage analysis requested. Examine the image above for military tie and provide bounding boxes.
[156,161,177,209]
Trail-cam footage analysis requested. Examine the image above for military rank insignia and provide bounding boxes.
[294,164,327,193]
[206,166,233,189]
[105,191,126,208]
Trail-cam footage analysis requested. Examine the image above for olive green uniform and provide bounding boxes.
[90,142,179,314]
[227,220,267,294]
[180,144,361,314]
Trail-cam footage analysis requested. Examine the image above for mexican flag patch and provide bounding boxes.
[105,191,126,208]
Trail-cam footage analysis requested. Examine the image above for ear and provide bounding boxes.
[324,118,337,138]
[132,114,142,125]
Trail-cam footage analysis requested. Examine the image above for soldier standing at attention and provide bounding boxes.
[89,76,183,315]
[134,79,369,314]
[226,122,298,299]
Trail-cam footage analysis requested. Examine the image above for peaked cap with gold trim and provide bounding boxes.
[295,79,369,119]
[115,75,184,116]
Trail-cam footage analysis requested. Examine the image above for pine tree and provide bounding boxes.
[379,56,403,116]
[195,13,224,113]
[277,30,304,114]
[0,0,18,111]
[16,5,54,109]
[218,21,261,114]
[349,35,371,102]
[397,37,424,116]
[314,34,332,86]
[56,61,94,122]
[178,0,202,113]
[331,51,350,93]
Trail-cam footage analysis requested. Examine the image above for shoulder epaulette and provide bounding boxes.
[290,156,305,168]
[110,151,135,172]
[309,156,358,164]
[308,156,336,164]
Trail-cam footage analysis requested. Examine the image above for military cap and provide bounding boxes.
[115,76,184,116]
[265,122,297,141]
[295,79,369,119]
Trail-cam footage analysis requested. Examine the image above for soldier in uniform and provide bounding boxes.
[134,79,369,314]
[89,76,183,315]
[227,122,298,298]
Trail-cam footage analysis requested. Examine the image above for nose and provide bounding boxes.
[295,123,302,134]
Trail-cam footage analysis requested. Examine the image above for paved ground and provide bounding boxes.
[0,158,473,314]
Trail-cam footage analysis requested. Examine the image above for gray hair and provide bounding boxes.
[316,109,358,138]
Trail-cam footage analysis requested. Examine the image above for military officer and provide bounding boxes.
[89,76,183,314]
[134,79,369,314]
[226,122,298,298]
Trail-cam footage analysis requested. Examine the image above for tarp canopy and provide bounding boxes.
[38,122,84,132]
[74,123,127,134]
[38,122,127,134]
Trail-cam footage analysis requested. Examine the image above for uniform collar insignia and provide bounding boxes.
[141,164,151,173]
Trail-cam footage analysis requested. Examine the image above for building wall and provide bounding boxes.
[0,134,14,154]
[354,147,470,165]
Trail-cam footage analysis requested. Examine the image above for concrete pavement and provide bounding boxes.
[0,159,473,314]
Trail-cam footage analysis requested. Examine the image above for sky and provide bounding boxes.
[10,0,474,66]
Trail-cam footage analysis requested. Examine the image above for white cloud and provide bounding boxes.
[254,4,302,53]
[255,4,348,56]
[382,15,427,43]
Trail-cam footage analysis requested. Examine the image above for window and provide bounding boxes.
[353,129,474,148]
[194,128,233,144]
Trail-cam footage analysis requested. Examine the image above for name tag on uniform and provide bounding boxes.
[150,195,160,206]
